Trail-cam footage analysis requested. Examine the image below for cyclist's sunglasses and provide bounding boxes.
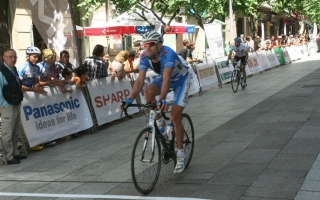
[143,42,158,48]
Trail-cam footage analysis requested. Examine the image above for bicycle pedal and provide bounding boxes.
[162,150,174,164]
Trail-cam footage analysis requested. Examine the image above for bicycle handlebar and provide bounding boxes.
[121,102,170,120]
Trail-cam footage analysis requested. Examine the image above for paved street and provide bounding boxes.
[1,53,320,200]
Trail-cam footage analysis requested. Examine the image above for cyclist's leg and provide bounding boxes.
[171,105,184,150]
[171,73,191,174]
[144,83,160,103]
[233,56,240,68]
[240,57,247,85]
[144,78,162,120]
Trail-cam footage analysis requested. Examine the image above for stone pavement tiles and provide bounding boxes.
[0,57,320,199]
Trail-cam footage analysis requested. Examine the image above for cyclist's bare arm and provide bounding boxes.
[129,70,147,100]
[227,50,233,61]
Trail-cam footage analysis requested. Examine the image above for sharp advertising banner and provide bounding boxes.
[21,0,80,66]
[86,77,139,126]
[20,85,93,147]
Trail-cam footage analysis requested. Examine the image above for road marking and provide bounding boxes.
[0,192,210,200]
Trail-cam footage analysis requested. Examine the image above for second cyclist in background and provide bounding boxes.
[227,37,249,87]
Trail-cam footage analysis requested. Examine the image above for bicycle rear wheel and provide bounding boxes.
[173,113,195,169]
[131,127,161,194]
[231,69,239,93]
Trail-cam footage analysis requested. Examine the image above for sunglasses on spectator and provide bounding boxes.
[143,42,158,48]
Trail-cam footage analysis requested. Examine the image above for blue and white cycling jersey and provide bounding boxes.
[139,46,189,81]
[231,43,247,57]
[18,61,41,88]
[139,46,191,107]
[37,61,51,82]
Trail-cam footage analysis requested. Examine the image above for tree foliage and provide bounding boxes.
[77,0,320,32]
[268,0,320,25]
[77,0,186,33]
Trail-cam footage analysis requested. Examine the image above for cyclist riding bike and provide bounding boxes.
[121,30,191,174]
[227,37,249,87]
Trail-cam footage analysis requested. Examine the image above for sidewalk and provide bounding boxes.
[0,54,320,199]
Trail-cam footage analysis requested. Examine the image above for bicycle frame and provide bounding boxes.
[131,106,174,164]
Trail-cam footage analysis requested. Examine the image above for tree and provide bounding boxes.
[268,0,320,28]
[184,1,227,30]
[232,0,266,37]
[77,0,187,33]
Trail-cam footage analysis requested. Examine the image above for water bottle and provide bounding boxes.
[159,126,168,141]
[166,123,174,141]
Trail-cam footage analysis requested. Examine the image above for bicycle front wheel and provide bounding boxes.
[131,127,161,194]
[173,113,195,169]
[231,69,239,93]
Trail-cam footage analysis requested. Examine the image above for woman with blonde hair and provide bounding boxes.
[37,48,72,93]
[124,49,139,74]
[110,50,129,80]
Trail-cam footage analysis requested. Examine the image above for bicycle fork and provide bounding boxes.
[141,110,157,163]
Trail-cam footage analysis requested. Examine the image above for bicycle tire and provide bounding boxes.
[173,113,195,169]
[231,69,239,93]
[131,127,161,194]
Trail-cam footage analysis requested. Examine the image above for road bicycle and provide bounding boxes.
[230,61,246,93]
[121,103,195,194]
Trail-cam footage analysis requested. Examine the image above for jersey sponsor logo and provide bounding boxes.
[163,50,168,55]
[166,62,174,65]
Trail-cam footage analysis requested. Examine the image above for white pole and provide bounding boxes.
[229,0,233,39]
[30,24,34,46]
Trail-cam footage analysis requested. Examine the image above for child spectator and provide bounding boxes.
[60,68,74,93]
[74,66,88,89]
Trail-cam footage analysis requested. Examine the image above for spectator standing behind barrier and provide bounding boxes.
[83,44,108,80]
[316,33,320,41]
[55,50,76,80]
[178,39,190,60]
[305,33,310,42]
[264,38,272,50]
[240,34,245,42]
[133,40,143,54]
[287,35,293,46]
[38,49,72,93]
[276,36,283,47]
[0,49,27,164]
[270,35,278,48]
[74,66,88,89]
[110,50,129,81]
[186,42,202,64]
[131,47,141,69]
[254,36,262,51]
[124,50,139,74]
[102,53,112,73]
[244,36,254,52]
[18,46,47,151]
[282,35,288,46]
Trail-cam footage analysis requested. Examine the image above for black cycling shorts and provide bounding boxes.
[234,56,246,66]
